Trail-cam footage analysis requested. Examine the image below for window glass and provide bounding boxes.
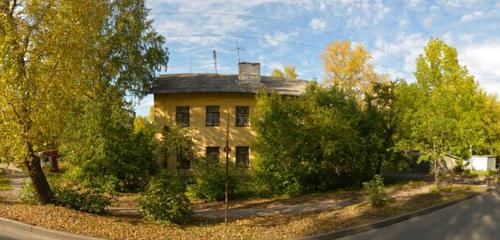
[236,146,249,167]
[236,106,249,126]
[206,147,220,163]
[206,106,220,126]
[175,106,189,127]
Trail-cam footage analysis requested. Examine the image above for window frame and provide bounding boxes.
[206,146,220,163]
[175,106,190,127]
[235,146,250,168]
[205,105,220,126]
[235,106,250,127]
[176,151,191,169]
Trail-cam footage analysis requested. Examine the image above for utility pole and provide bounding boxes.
[224,111,230,227]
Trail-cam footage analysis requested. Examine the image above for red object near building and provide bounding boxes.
[40,150,60,173]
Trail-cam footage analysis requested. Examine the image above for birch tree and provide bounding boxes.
[0,0,167,203]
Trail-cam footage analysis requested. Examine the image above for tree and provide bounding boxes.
[321,40,387,95]
[0,0,167,203]
[253,84,372,194]
[362,81,400,174]
[271,65,298,80]
[399,38,483,188]
[476,93,500,155]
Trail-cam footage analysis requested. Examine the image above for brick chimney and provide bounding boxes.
[238,62,261,81]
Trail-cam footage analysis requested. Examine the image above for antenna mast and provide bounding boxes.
[189,56,192,74]
[213,50,218,74]
[236,39,241,63]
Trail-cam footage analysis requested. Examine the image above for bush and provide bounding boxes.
[139,171,192,223]
[190,159,244,201]
[18,180,38,204]
[18,178,111,214]
[53,188,111,214]
[189,159,259,201]
[363,175,387,208]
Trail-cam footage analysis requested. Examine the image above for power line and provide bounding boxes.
[164,33,413,76]
[162,10,408,64]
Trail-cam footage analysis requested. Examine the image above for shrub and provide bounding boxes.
[53,188,111,214]
[139,171,192,223]
[18,178,111,214]
[190,159,243,201]
[18,180,38,204]
[362,175,387,208]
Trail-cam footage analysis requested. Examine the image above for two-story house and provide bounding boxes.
[151,62,309,169]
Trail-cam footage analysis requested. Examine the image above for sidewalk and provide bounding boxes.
[109,182,435,219]
[0,166,27,202]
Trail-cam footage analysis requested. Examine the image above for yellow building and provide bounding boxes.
[152,63,308,169]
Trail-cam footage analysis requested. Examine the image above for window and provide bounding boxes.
[206,106,220,126]
[206,147,220,163]
[175,106,190,127]
[236,106,249,127]
[236,146,250,167]
[177,152,190,169]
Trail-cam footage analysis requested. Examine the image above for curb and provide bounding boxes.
[0,216,103,240]
[299,190,489,240]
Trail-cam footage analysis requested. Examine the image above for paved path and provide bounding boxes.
[110,184,433,219]
[0,225,53,240]
[0,168,27,202]
[339,188,500,240]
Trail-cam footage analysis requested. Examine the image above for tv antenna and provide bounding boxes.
[189,56,192,74]
[213,50,218,74]
[236,39,243,63]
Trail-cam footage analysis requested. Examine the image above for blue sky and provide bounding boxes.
[135,0,500,116]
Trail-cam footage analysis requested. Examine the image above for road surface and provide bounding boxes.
[0,225,54,240]
[340,188,500,240]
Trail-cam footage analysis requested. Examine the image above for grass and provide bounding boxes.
[0,183,486,240]
[0,176,13,191]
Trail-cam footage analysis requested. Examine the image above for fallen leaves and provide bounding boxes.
[0,183,486,240]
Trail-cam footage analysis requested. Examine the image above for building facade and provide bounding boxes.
[152,63,308,169]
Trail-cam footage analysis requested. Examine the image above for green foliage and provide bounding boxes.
[19,180,38,204]
[0,176,12,191]
[362,175,387,207]
[253,83,380,195]
[62,110,158,193]
[271,65,298,80]
[53,188,111,215]
[0,0,168,203]
[155,124,197,169]
[396,38,485,187]
[190,158,239,201]
[18,177,111,214]
[139,171,192,223]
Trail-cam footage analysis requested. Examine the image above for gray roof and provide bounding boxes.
[151,74,309,96]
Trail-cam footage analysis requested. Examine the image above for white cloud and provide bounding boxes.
[459,41,500,95]
[134,95,154,116]
[373,32,428,74]
[421,17,434,28]
[460,11,484,23]
[439,0,484,7]
[407,0,424,8]
[399,19,409,28]
[309,18,328,30]
[263,32,297,46]
[147,0,284,46]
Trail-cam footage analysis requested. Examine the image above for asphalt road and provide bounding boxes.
[340,188,500,240]
[0,225,54,240]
